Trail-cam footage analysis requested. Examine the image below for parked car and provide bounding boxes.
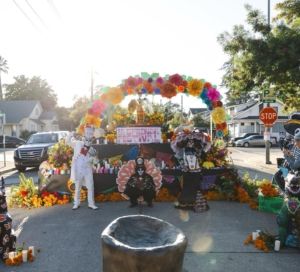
[14,131,67,172]
[228,133,259,147]
[0,136,26,148]
[235,135,277,147]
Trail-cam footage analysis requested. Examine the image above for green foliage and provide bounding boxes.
[192,113,209,128]
[69,96,90,127]
[0,55,8,100]
[9,173,37,208]
[55,106,75,131]
[4,75,57,110]
[20,130,36,141]
[218,1,300,110]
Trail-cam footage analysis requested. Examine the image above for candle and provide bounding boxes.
[61,170,65,175]
[8,252,15,260]
[274,240,280,251]
[22,250,28,262]
[161,161,165,169]
[252,231,258,241]
[29,246,35,257]
[104,139,107,144]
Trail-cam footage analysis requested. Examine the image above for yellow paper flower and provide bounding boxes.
[188,79,204,96]
[211,107,226,124]
[106,87,124,105]
[202,161,215,169]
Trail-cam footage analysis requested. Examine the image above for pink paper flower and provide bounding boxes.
[207,88,221,101]
[91,99,107,115]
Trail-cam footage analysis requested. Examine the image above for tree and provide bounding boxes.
[4,75,57,110]
[55,106,75,131]
[218,1,300,111]
[192,113,209,128]
[0,56,8,100]
[69,96,90,127]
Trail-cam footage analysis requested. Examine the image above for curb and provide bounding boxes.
[0,167,16,176]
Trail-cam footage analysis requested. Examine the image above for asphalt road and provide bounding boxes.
[228,147,282,180]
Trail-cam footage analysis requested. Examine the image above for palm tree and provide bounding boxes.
[0,56,9,100]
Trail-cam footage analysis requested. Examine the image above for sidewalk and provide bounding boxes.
[0,161,16,175]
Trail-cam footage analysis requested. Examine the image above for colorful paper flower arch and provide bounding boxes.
[77,73,228,137]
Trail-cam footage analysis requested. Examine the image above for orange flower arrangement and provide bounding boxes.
[5,248,35,266]
[259,182,279,197]
[244,234,269,252]
[95,192,124,202]
[156,188,177,202]
[205,191,226,201]
[236,186,251,203]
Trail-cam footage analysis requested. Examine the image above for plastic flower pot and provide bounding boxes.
[258,196,284,214]
[101,215,187,272]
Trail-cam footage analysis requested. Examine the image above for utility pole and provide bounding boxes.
[90,67,94,102]
[265,0,272,164]
[0,112,6,167]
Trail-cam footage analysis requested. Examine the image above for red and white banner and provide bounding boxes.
[116,127,162,144]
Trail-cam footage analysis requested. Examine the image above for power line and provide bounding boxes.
[47,0,62,21]
[12,0,41,32]
[25,0,49,29]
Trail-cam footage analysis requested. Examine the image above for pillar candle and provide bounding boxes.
[29,246,35,257]
[22,250,28,262]
[274,240,280,251]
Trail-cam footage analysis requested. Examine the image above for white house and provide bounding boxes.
[0,100,59,137]
[226,100,289,139]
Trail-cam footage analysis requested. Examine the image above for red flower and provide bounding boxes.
[169,74,183,86]
[20,190,28,197]
[41,191,50,198]
[204,82,212,89]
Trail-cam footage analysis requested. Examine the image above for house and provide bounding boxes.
[226,100,289,140]
[0,100,59,137]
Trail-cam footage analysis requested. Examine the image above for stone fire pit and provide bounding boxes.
[101,215,187,272]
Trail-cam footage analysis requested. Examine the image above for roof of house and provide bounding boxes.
[189,108,208,115]
[30,119,45,125]
[40,111,56,120]
[0,100,39,123]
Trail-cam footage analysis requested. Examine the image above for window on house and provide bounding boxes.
[251,122,254,126]
[241,123,244,126]
[35,108,39,116]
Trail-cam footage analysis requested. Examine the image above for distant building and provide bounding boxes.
[0,100,59,137]
[226,100,289,139]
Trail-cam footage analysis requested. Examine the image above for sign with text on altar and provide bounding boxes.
[116,127,162,144]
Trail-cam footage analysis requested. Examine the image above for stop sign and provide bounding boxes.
[259,107,278,126]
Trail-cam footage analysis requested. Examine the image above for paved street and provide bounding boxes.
[228,147,282,180]
[1,202,299,272]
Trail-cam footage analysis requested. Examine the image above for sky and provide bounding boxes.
[0,0,281,109]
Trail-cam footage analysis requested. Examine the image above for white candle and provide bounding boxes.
[252,231,258,240]
[274,240,280,251]
[8,252,15,259]
[22,250,28,262]
[28,246,35,257]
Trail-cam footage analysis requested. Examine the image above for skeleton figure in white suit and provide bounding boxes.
[67,126,99,210]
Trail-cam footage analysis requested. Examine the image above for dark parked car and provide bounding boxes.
[0,136,26,148]
[228,133,260,147]
[14,131,66,172]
